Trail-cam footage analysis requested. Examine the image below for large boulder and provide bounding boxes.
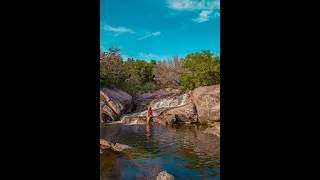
[164,103,198,123]
[191,85,220,124]
[100,88,133,121]
[153,103,198,125]
[149,92,197,125]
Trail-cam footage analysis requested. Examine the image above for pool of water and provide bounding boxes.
[100,123,220,180]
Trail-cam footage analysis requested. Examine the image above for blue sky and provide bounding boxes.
[100,0,220,61]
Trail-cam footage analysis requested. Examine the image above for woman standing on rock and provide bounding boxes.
[147,106,153,123]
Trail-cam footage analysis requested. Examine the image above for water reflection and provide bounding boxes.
[100,123,220,180]
[146,123,152,139]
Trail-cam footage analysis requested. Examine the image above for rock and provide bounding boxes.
[111,143,132,151]
[101,103,118,121]
[100,139,112,150]
[120,115,147,124]
[163,103,198,123]
[145,92,196,125]
[156,171,175,180]
[153,116,176,125]
[134,89,181,112]
[191,85,220,124]
[100,88,133,121]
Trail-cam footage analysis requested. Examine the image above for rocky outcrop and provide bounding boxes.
[156,171,175,180]
[134,89,182,112]
[191,85,220,124]
[100,88,133,122]
[153,103,197,125]
[102,84,220,125]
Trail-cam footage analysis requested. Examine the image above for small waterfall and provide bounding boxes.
[151,93,190,110]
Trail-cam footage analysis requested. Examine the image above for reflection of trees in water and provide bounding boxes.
[100,151,121,180]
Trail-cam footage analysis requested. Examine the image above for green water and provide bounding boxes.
[100,123,220,180]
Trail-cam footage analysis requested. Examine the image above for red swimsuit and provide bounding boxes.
[148,108,153,117]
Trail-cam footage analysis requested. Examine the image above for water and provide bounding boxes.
[100,123,220,180]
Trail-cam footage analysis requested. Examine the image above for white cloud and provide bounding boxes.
[168,0,219,22]
[152,31,161,36]
[168,0,220,11]
[137,31,161,40]
[103,25,135,33]
[193,10,213,23]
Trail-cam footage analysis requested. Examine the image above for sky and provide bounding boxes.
[100,0,220,61]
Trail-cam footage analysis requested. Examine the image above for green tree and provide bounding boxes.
[178,50,220,90]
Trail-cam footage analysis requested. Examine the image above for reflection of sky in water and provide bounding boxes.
[100,123,220,180]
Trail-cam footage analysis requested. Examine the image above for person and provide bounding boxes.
[147,106,153,123]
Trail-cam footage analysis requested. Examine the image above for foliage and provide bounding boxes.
[153,56,181,89]
[178,50,220,90]
[100,47,220,95]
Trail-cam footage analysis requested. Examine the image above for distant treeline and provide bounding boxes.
[100,46,220,96]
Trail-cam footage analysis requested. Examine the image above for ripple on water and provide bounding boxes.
[100,123,220,180]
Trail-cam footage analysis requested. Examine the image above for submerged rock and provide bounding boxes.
[100,139,112,150]
[100,139,131,152]
[111,143,132,151]
[156,171,175,180]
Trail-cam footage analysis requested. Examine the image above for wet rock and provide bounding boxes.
[100,139,112,150]
[111,143,132,151]
[156,171,175,180]
[191,85,220,124]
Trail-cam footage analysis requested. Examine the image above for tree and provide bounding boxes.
[100,46,126,88]
[153,56,181,88]
[178,50,220,90]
